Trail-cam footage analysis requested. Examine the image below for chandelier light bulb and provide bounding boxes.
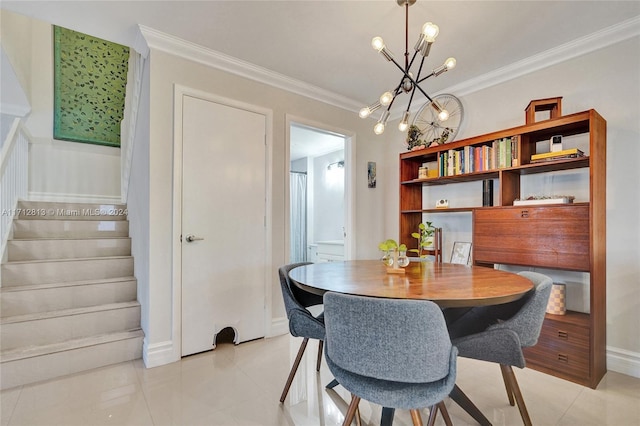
[398,111,410,132]
[438,109,450,121]
[379,91,394,106]
[359,101,381,119]
[422,22,439,42]
[374,110,390,134]
[433,57,457,76]
[371,37,385,52]
[445,57,457,70]
[359,107,372,119]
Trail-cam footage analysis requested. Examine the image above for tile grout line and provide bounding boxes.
[2,385,23,426]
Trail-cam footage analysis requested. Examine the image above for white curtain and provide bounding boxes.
[290,172,307,263]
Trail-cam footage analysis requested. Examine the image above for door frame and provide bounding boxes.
[172,84,273,360]
[285,114,356,261]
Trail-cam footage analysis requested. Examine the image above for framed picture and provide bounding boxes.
[450,241,472,265]
[367,161,377,188]
[53,26,130,147]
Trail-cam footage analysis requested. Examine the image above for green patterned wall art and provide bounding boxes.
[53,26,130,147]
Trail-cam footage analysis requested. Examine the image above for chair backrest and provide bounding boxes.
[278,263,323,316]
[487,271,553,347]
[323,292,454,383]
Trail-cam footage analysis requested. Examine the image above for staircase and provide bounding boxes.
[0,201,143,390]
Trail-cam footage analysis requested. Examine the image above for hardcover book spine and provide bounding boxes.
[482,179,493,207]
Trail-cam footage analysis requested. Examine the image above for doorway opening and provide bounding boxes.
[288,121,354,263]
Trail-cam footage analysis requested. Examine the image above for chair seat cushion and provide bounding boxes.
[325,348,457,410]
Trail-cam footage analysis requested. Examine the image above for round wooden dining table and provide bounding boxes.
[289,260,534,426]
[289,259,533,308]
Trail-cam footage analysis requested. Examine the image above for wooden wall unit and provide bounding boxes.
[398,108,606,388]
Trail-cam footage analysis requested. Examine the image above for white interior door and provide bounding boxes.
[181,95,267,356]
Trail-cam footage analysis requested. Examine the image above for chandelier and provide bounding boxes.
[359,0,456,135]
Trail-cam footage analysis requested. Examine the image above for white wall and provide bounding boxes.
[141,47,387,366]
[384,37,640,376]
[127,57,151,360]
[1,10,121,203]
[313,150,345,243]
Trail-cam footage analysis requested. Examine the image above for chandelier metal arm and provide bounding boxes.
[417,71,436,84]
[404,55,427,112]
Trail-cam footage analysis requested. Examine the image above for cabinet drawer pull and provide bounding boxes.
[521,210,529,218]
[557,330,569,339]
[557,353,569,363]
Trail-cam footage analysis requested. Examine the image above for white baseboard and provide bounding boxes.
[142,339,179,368]
[268,317,289,338]
[607,346,640,379]
[28,191,122,204]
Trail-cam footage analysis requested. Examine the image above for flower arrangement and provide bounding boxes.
[378,239,409,270]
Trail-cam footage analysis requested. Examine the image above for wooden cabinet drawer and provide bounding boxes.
[524,318,590,379]
[474,205,590,270]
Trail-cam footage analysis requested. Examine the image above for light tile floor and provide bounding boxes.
[1,334,639,425]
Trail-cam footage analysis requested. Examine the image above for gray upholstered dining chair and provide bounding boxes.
[278,263,325,403]
[323,291,458,426]
[447,271,553,426]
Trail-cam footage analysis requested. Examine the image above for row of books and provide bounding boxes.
[437,136,520,177]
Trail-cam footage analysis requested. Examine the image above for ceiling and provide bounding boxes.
[290,124,345,161]
[3,1,639,115]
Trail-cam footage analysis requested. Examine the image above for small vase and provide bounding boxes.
[397,250,410,267]
[381,251,393,267]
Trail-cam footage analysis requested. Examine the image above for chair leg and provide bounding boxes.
[500,364,532,426]
[279,337,309,403]
[317,340,324,372]
[438,401,453,426]
[500,364,516,406]
[326,378,339,389]
[410,409,424,426]
[426,406,437,426]
[343,394,361,426]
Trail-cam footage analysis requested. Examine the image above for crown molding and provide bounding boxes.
[138,25,361,113]
[139,16,639,118]
[443,16,640,97]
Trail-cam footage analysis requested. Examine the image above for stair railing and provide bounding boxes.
[1,117,30,258]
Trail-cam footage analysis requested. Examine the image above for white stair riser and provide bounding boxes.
[16,201,127,221]
[0,201,141,389]
[7,238,131,261]
[1,305,141,351]
[1,257,134,286]
[0,334,143,390]
[13,220,129,239]
[1,280,137,317]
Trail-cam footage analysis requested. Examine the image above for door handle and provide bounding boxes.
[185,234,204,242]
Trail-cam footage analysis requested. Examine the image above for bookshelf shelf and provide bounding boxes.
[401,203,589,215]
[401,156,590,187]
[398,105,606,389]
